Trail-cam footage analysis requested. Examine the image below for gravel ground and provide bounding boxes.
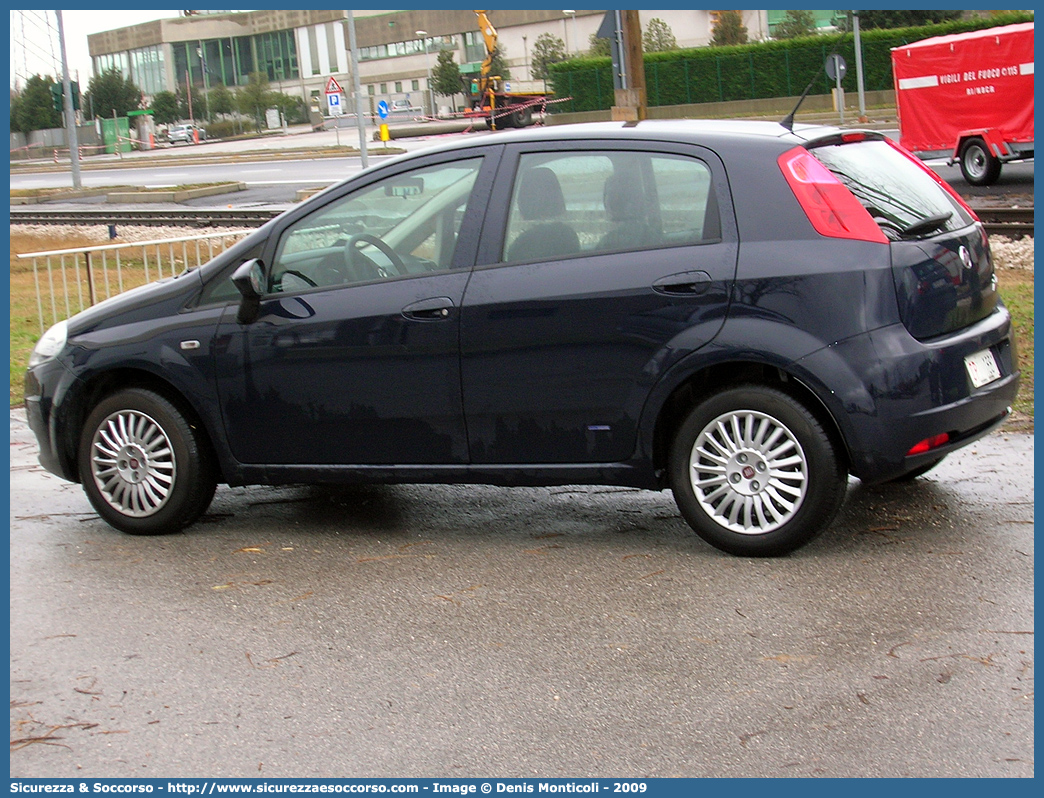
[11,224,247,246]
[990,235,1034,271]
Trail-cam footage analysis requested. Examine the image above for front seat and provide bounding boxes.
[505,167,581,262]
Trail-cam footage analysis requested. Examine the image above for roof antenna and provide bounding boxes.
[781,38,847,132]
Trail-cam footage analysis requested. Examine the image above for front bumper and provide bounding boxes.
[24,357,81,483]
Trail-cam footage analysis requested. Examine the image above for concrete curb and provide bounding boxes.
[11,188,128,205]
[105,182,246,203]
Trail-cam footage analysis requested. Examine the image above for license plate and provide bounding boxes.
[965,348,1002,388]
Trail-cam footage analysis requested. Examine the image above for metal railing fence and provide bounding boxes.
[15,230,250,334]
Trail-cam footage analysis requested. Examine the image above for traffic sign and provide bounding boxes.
[825,54,847,82]
[377,100,389,119]
[325,76,344,95]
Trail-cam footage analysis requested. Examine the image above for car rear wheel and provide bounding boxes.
[78,389,216,535]
[959,138,1001,186]
[669,386,847,557]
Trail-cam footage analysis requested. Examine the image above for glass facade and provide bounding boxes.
[463,31,485,64]
[169,29,298,92]
[358,34,454,62]
[93,51,129,78]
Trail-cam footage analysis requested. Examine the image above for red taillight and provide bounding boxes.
[777,147,889,244]
[883,137,980,222]
[907,433,950,456]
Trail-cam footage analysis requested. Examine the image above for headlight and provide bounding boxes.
[29,320,68,368]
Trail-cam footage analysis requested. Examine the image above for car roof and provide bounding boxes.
[392,118,847,162]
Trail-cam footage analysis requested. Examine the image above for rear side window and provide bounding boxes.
[811,140,975,237]
[502,150,717,263]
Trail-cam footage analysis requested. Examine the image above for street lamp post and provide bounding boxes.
[563,10,577,54]
[416,29,435,118]
[196,46,210,123]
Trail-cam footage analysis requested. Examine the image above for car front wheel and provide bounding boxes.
[669,385,847,557]
[78,389,216,535]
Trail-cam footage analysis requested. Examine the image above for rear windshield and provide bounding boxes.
[811,140,975,237]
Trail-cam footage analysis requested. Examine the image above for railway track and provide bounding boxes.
[8,207,283,228]
[9,204,1034,238]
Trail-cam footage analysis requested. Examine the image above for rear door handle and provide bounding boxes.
[652,270,713,296]
[402,296,455,321]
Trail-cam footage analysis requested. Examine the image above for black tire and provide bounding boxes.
[510,106,533,128]
[78,388,216,535]
[888,455,945,482]
[959,138,1001,186]
[668,385,847,557]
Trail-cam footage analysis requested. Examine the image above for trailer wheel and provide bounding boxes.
[509,106,533,128]
[959,138,1001,186]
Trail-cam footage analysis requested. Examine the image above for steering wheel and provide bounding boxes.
[344,234,406,281]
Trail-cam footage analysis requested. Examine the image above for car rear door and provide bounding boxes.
[460,140,738,464]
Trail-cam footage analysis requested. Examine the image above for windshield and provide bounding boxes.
[811,140,975,237]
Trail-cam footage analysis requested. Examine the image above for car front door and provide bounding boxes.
[214,152,497,466]
[460,142,738,464]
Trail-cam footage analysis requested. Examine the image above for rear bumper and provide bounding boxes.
[800,305,1020,483]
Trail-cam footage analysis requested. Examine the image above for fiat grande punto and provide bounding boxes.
[25,121,1019,556]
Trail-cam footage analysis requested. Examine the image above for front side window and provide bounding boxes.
[502,150,717,263]
[267,158,482,293]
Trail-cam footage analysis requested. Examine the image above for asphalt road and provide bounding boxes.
[9,408,1033,778]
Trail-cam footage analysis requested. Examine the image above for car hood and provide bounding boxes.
[65,271,202,336]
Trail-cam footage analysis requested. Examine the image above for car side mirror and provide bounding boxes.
[232,258,265,324]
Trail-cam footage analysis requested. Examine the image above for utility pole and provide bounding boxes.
[853,11,868,122]
[55,10,81,189]
[611,10,646,121]
[346,11,369,169]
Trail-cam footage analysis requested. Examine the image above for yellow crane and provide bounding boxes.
[466,9,548,128]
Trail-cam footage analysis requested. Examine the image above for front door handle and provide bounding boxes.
[402,296,455,321]
[653,270,712,296]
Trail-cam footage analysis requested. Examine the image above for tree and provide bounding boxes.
[11,74,62,133]
[836,10,963,31]
[711,10,748,46]
[432,49,462,98]
[531,33,566,81]
[587,32,611,58]
[237,72,275,131]
[207,84,235,117]
[271,92,305,124]
[643,18,678,52]
[488,44,511,81]
[774,10,818,40]
[84,67,142,119]
[150,90,180,125]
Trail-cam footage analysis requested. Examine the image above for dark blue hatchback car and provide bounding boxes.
[25,120,1019,556]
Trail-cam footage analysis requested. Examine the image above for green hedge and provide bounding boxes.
[548,12,1034,113]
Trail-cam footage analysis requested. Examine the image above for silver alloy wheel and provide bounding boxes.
[89,409,177,517]
[963,142,989,181]
[689,409,808,535]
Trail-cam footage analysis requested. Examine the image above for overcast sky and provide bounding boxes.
[10,10,187,89]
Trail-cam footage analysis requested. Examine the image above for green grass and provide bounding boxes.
[999,271,1034,424]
